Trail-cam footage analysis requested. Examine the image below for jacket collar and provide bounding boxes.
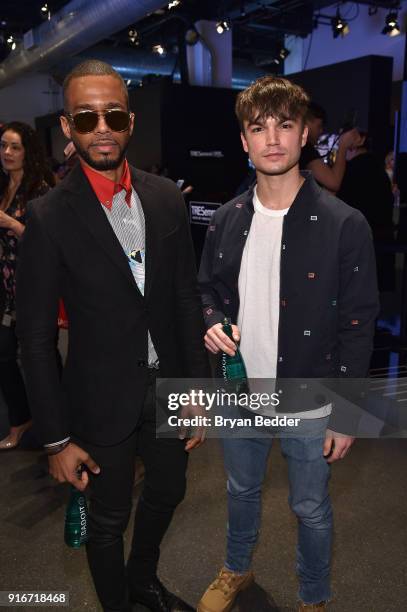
[242,171,322,218]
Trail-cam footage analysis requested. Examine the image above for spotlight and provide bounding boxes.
[128,29,139,45]
[152,44,166,56]
[216,20,230,35]
[168,0,181,8]
[382,11,400,37]
[331,12,349,38]
[41,3,51,20]
[185,27,200,46]
[279,47,290,60]
[126,79,132,86]
[6,35,16,50]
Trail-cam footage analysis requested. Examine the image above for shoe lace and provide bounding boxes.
[210,570,243,596]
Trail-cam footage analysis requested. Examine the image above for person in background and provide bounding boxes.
[0,121,52,450]
[300,102,359,192]
[385,150,395,184]
[338,132,395,291]
[385,149,400,202]
[48,157,64,184]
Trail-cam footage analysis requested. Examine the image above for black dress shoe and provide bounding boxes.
[130,578,194,611]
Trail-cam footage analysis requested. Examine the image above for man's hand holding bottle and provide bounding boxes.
[48,442,100,491]
[204,322,241,355]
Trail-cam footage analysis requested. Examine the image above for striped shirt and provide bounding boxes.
[102,186,158,366]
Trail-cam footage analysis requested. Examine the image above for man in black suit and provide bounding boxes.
[16,60,210,612]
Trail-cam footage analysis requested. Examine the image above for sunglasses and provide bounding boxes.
[65,109,131,134]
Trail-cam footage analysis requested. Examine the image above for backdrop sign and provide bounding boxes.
[189,201,221,226]
[190,150,224,158]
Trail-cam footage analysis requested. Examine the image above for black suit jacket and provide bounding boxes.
[16,163,210,446]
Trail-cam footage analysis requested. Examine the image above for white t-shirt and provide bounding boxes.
[237,186,331,419]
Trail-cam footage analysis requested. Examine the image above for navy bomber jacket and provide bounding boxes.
[198,173,380,428]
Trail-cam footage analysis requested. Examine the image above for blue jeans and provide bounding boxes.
[222,417,332,605]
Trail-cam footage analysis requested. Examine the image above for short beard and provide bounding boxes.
[72,137,128,171]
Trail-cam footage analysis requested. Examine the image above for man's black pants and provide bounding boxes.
[0,324,30,427]
[76,374,189,612]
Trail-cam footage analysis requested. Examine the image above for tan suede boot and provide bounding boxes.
[197,566,254,612]
[298,601,327,611]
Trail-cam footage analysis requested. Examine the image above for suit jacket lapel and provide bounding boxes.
[62,164,143,299]
[130,167,160,300]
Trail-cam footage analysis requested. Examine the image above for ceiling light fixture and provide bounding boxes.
[382,11,400,37]
[6,35,16,50]
[41,3,51,20]
[128,28,139,45]
[152,44,166,56]
[279,47,290,60]
[216,20,231,35]
[331,11,349,38]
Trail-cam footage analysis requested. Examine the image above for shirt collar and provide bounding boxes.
[81,159,132,210]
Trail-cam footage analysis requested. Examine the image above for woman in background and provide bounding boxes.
[337,131,395,291]
[0,121,53,449]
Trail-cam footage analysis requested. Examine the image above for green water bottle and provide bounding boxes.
[221,317,249,394]
[64,485,89,548]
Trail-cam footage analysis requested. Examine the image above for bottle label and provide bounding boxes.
[221,353,227,380]
[79,504,87,540]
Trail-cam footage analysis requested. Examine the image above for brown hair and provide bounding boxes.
[63,59,129,110]
[0,121,53,211]
[235,76,310,132]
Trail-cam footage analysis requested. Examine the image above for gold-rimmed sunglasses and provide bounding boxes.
[65,109,132,134]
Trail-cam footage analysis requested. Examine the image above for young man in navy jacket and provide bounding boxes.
[198,76,379,612]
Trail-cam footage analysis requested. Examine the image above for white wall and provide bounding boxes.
[285,2,407,81]
[0,73,62,127]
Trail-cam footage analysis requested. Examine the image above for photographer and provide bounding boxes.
[300,102,359,192]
